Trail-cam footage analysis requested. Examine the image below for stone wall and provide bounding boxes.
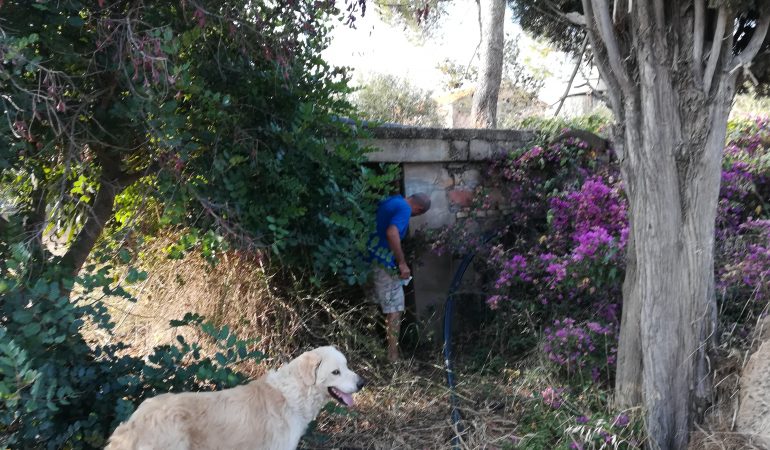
[363,127,535,325]
[365,127,534,227]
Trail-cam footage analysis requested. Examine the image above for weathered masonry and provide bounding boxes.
[363,127,535,324]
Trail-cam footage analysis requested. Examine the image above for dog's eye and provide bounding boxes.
[332,369,340,375]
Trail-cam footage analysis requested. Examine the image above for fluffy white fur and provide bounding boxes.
[106,346,363,450]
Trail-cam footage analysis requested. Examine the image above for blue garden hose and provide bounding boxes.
[442,233,496,448]
[443,249,480,448]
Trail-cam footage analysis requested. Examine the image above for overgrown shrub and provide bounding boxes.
[0,1,392,447]
[504,381,645,449]
[0,227,263,448]
[432,116,770,391]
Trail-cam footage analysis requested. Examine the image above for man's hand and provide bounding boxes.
[398,262,411,280]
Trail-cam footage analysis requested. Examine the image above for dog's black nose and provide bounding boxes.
[357,377,368,390]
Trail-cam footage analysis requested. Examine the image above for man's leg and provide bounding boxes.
[373,266,405,362]
[385,311,402,362]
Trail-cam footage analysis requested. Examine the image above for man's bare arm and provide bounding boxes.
[385,224,410,279]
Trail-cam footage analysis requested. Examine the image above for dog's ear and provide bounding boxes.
[296,351,322,386]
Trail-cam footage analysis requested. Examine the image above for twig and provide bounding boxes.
[554,34,588,117]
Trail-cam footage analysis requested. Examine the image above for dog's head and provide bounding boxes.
[294,346,365,407]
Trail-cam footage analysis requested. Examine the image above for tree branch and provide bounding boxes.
[61,176,120,275]
[692,0,705,80]
[589,0,633,94]
[729,13,770,74]
[703,6,727,94]
[555,34,589,117]
[579,0,624,118]
[60,149,161,275]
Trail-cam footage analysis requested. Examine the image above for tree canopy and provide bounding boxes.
[510,0,770,90]
[352,73,444,126]
[0,0,386,282]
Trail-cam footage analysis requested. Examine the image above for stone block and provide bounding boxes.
[448,189,474,208]
[412,252,456,329]
[459,167,481,189]
[364,139,451,162]
[449,140,469,160]
[469,139,522,160]
[403,164,453,229]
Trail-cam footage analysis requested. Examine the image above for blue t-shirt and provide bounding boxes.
[368,195,411,268]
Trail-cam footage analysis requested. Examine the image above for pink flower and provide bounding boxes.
[541,386,564,408]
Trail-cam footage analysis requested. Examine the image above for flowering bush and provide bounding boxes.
[544,318,617,383]
[511,382,644,449]
[433,116,770,385]
[541,386,565,408]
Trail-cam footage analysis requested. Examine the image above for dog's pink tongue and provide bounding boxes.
[340,391,355,407]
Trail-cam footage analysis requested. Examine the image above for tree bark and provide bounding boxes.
[470,0,505,128]
[614,206,642,407]
[575,2,769,448]
[619,99,728,449]
[60,152,153,276]
[61,175,122,275]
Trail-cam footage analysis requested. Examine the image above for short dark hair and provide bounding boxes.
[408,193,431,211]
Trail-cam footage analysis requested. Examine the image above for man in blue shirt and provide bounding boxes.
[369,192,431,362]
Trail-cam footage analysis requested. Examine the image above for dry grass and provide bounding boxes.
[82,235,770,449]
[81,235,528,449]
[305,357,538,450]
[688,313,770,450]
[86,235,387,376]
[687,349,761,450]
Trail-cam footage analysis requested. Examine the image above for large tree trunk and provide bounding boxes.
[613,20,729,450]
[470,0,505,128]
[575,1,770,448]
[617,90,729,449]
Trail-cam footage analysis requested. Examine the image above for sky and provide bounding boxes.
[322,0,585,107]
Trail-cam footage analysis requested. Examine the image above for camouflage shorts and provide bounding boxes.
[371,266,405,314]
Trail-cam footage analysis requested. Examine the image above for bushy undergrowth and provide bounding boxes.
[433,116,770,448]
[0,231,264,448]
[0,0,401,447]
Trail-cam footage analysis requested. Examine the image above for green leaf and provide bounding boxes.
[12,309,33,324]
[22,322,41,337]
[67,16,85,27]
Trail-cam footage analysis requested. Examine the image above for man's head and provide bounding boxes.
[406,193,431,217]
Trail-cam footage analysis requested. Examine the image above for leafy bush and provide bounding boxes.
[0,0,392,286]
[0,232,263,448]
[0,1,391,448]
[506,382,644,449]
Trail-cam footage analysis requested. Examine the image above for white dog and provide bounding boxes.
[106,346,365,450]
